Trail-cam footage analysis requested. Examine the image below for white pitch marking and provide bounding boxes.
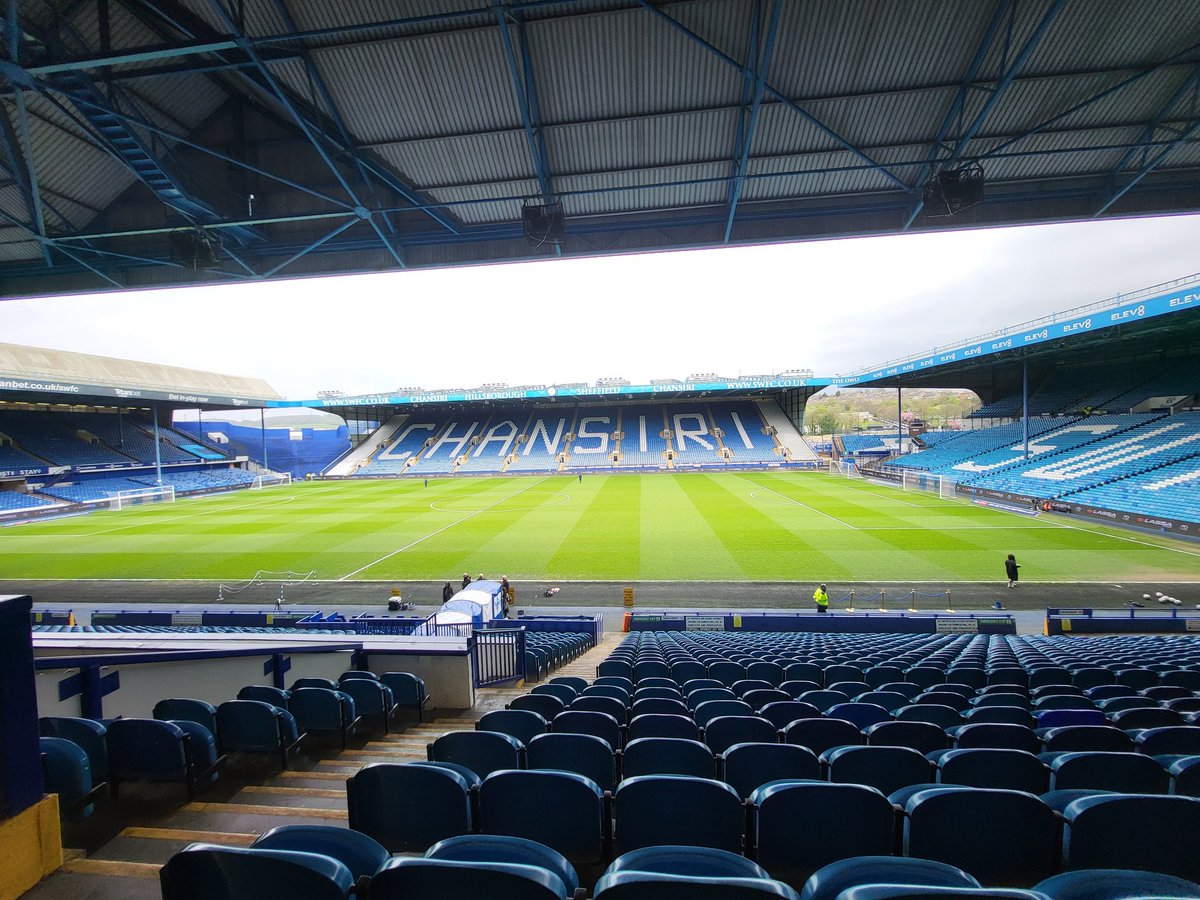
[338,477,551,580]
[1042,516,1200,559]
[750,484,860,530]
[81,494,298,536]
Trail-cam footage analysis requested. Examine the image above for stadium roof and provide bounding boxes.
[0,341,279,404]
[1,0,1199,297]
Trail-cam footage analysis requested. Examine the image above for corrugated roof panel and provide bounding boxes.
[529,2,743,123]
[121,73,229,133]
[769,0,995,98]
[743,146,917,199]
[557,162,728,216]
[175,0,290,39]
[22,95,136,225]
[0,237,42,262]
[373,131,532,188]
[548,108,740,179]
[977,125,1182,182]
[425,179,537,225]
[751,87,957,159]
[312,30,518,143]
[1022,0,1200,75]
[289,0,492,45]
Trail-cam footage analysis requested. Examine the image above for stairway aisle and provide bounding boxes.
[29,634,615,899]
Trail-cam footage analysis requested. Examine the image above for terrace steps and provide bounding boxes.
[28,636,612,899]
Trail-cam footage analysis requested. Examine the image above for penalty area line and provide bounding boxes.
[749,483,860,530]
[337,477,550,581]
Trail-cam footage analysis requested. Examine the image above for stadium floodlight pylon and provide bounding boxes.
[108,485,176,510]
[251,473,292,490]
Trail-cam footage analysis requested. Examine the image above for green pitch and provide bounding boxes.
[2,472,1198,582]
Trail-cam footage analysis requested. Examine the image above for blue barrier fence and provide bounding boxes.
[628,611,1016,634]
[472,628,526,687]
[1046,607,1200,635]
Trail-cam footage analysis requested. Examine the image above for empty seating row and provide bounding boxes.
[346,762,1200,889]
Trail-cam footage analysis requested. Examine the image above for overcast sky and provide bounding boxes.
[1,213,1198,399]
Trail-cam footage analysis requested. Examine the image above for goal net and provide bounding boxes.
[251,472,293,490]
[902,471,938,495]
[940,476,958,501]
[828,459,861,478]
[110,485,176,510]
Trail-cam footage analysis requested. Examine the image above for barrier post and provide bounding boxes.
[946,589,955,613]
[846,590,856,613]
[909,589,918,612]
[879,588,887,612]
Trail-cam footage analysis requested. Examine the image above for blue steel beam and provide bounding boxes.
[724,0,782,243]
[261,216,359,278]
[902,0,1012,229]
[1096,121,1200,215]
[634,0,909,192]
[493,2,559,255]
[939,0,1067,166]
[265,0,406,268]
[1103,63,1200,183]
[134,0,458,236]
[5,0,50,266]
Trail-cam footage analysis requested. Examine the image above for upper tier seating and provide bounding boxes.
[615,406,672,469]
[709,402,780,464]
[569,408,623,470]
[0,491,57,512]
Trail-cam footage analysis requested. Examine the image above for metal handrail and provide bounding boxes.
[849,272,1200,375]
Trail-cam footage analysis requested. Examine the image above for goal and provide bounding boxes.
[110,485,176,510]
[901,471,959,500]
[828,459,861,479]
[251,473,293,490]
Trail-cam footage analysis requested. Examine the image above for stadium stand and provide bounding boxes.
[356,414,452,475]
[892,418,1077,475]
[710,402,781,464]
[455,413,527,474]
[569,407,623,470]
[508,410,573,473]
[614,406,672,469]
[0,491,57,512]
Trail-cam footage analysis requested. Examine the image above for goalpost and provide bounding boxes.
[828,458,861,479]
[900,470,959,500]
[251,472,293,490]
[109,485,176,510]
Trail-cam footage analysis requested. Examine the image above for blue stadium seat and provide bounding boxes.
[429,730,523,778]
[627,713,700,742]
[1062,793,1200,880]
[704,716,779,754]
[154,699,221,748]
[369,857,569,900]
[621,736,712,779]
[605,844,768,879]
[631,698,688,717]
[1049,751,1170,793]
[722,742,821,800]
[39,716,109,781]
[251,825,390,882]
[693,699,754,727]
[425,834,580,896]
[478,709,549,746]
[835,888,1046,899]
[902,787,1059,886]
[864,721,948,756]
[337,679,397,733]
[614,775,744,855]
[936,749,1049,794]
[783,717,862,756]
[553,710,623,750]
[823,745,932,795]
[1168,755,1200,796]
[532,683,578,704]
[347,762,474,852]
[1135,726,1200,756]
[572,695,629,724]
[40,736,102,820]
[952,723,1040,753]
[288,688,359,749]
[1110,707,1184,731]
[593,871,801,899]
[895,705,962,730]
[381,672,432,722]
[760,701,822,731]
[526,732,616,790]
[752,780,893,888]
[160,843,353,900]
[478,769,607,864]
[510,693,567,720]
[1034,868,1200,899]
[798,856,982,900]
[1034,709,1107,730]
[797,691,851,714]
[217,700,303,770]
[827,703,892,730]
[238,685,291,707]
[107,718,220,798]
[744,689,794,711]
[551,676,590,694]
